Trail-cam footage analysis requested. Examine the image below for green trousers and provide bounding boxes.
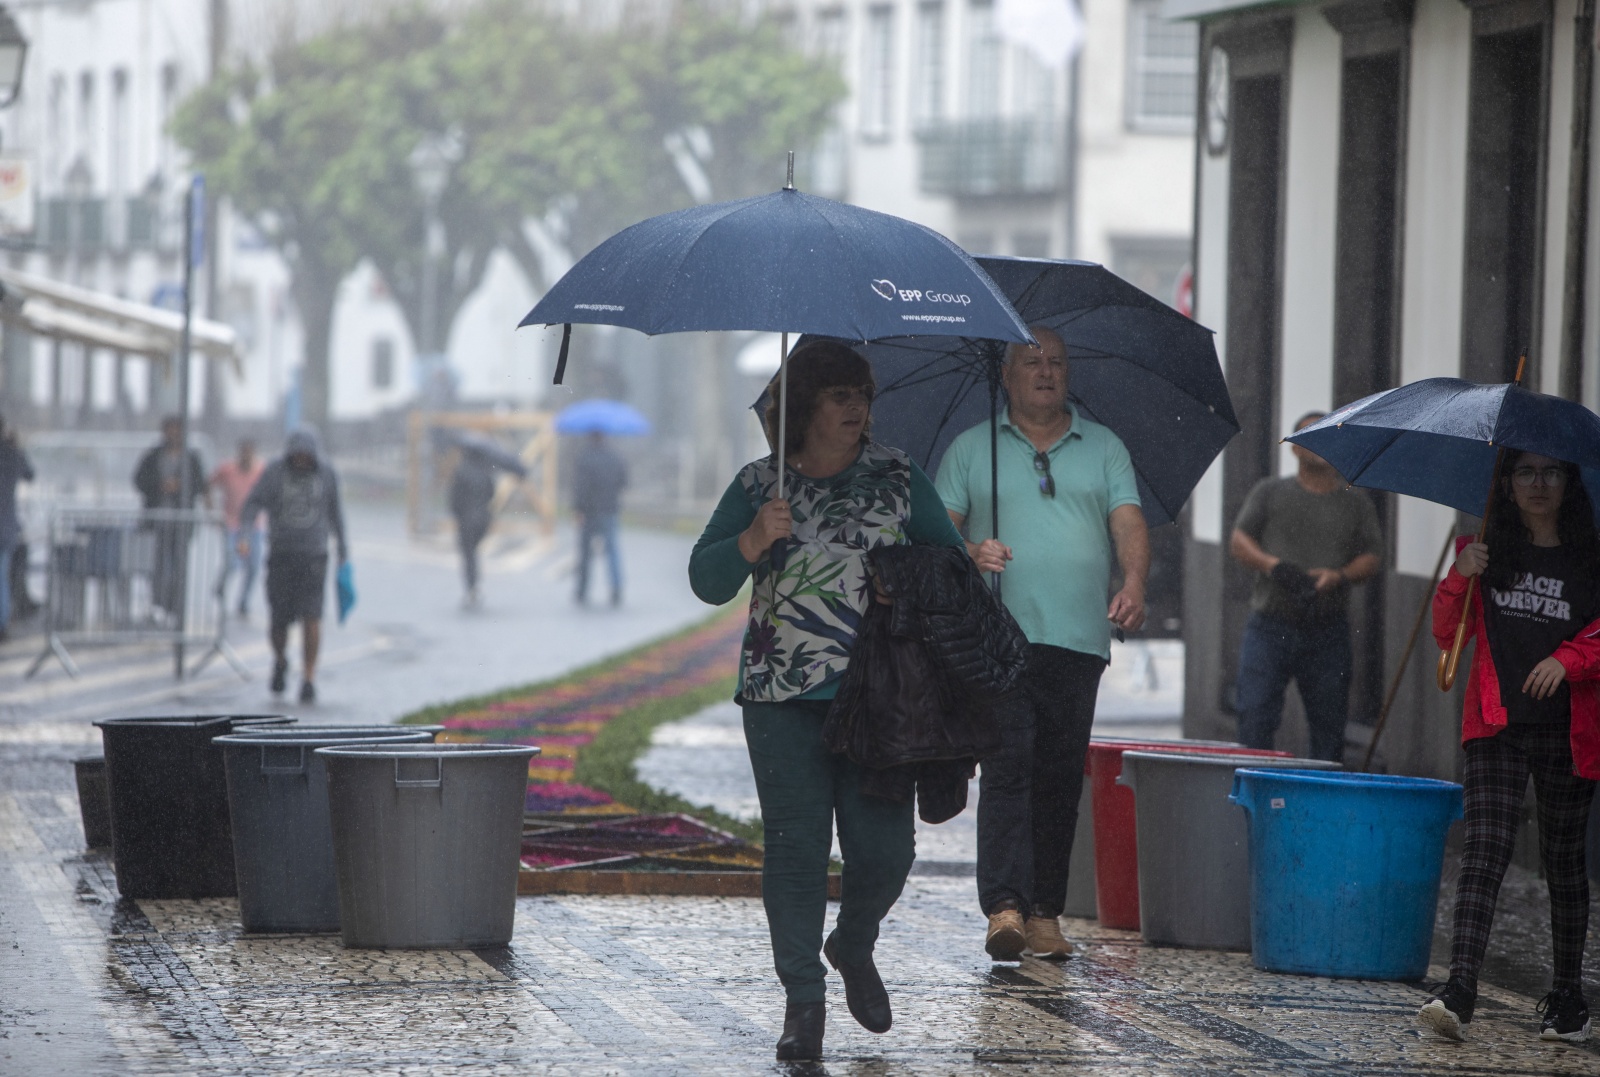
[742,699,916,1003]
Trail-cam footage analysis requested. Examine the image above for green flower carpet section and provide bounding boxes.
[404,606,746,834]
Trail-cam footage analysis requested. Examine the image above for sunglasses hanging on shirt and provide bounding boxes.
[1034,451,1055,497]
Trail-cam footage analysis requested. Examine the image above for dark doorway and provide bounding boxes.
[1333,47,1406,730]
[1461,23,1548,385]
[1219,71,1286,710]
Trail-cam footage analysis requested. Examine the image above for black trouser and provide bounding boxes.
[1450,724,1595,994]
[977,644,1106,918]
[455,510,489,591]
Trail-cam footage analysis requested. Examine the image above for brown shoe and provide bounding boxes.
[1025,915,1074,959]
[985,908,1026,961]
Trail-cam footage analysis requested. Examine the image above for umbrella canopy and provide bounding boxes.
[518,185,1033,374]
[790,257,1238,527]
[444,430,529,479]
[1286,379,1600,521]
[555,398,652,437]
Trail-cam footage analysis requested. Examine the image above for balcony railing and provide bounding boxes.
[38,195,172,253]
[917,118,1060,198]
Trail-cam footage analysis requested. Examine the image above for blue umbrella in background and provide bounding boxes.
[555,399,652,437]
[780,257,1237,528]
[519,158,1032,495]
[1286,369,1600,689]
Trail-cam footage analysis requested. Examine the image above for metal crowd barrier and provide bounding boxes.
[26,506,248,680]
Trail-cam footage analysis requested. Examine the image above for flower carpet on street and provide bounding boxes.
[414,606,745,814]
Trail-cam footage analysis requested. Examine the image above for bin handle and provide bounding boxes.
[259,745,306,775]
[394,757,443,788]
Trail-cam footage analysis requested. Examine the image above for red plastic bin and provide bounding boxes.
[1087,740,1292,930]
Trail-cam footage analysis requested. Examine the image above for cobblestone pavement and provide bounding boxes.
[7,741,1600,1076]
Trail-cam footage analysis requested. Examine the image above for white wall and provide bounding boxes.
[1190,116,1229,543]
[1539,0,1577,397]
[1394,0,1472,575]
[1276,7,1342,473]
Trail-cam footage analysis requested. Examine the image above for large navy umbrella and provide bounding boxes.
[519,170,1032,492]
[797,257,1237,528]
[1287,374,1600,689]
[1286,378,1600,518]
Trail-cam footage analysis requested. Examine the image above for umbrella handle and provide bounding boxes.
[1436,576,1477,691]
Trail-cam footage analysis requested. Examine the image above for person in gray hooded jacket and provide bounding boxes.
[239,427,348,703]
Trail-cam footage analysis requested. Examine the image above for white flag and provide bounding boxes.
[995,0,1086,68]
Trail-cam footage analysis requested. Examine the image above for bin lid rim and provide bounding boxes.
[96,715,252,729]
[213,731,437,747]
[1232,767,1463,791]
[1119,750,1342,768]
[313,743,540,758]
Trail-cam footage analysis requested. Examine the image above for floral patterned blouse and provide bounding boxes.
[689,441,963,703]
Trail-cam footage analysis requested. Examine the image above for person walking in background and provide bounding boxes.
[0,417,33,643]
[572,431,627,607]
[210,439,265,617]
[1420,452,1600,1044]
[1228,412,1382,762]
[935,326,1148,963]
[690,341,966,1061]
[449,445,498,609]
[239,427,347,704]
[132,416,208,622]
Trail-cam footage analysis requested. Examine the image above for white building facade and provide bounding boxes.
[1175,0,1600,776]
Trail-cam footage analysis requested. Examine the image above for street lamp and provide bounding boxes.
[408,129,462,397]
[0,7,29,109]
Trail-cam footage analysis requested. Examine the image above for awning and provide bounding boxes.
[0,266,242,374]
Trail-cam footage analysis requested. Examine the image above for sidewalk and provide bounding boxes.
[3,754,1597,1075]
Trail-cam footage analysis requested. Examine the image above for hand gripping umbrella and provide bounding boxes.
[519,156,1033,498]
[1286,362,1600,691]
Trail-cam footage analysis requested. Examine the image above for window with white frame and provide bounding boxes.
[965,0,1001,119]
[912,1,946,130]
[860,5,895,139]
[1126,0,1198,132]
[810,8,849,195]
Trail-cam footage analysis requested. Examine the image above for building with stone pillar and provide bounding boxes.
[1173,0,1600,776]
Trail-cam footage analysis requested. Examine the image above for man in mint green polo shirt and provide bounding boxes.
[936,325,1148,962]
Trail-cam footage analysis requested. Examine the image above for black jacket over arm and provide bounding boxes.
[824,544,1028,823]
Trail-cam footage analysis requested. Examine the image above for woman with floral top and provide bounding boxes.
[689,340,965,1061]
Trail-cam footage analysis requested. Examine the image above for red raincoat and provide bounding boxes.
[1432,535,1600,778]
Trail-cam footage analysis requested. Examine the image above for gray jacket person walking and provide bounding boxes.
[239,427,347,703]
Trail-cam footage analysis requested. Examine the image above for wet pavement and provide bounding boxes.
[8,723,1600,1075]
[0,501,706,735]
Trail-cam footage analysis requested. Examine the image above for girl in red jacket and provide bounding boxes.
[1420,452,1600,1044]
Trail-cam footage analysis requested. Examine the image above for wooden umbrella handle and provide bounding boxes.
[1436,575,1477,691]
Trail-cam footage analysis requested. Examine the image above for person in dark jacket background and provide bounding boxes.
[571,432,628,606]
[0,416,33,642]
[450,447,498,609]
[132,416,209,620]
[240,427,347,703]
[689,341,965,1062]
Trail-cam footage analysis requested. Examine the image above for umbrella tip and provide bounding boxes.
[785,151,795,191]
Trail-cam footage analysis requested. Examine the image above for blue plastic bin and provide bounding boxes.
[1230,769,1463,981]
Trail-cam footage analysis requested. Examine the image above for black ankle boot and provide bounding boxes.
[775,1000,825,1060]
[823,935,892,1033]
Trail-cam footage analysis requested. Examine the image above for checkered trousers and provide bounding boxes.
[1450,724,1596,993]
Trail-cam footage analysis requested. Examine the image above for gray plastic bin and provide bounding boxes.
[1118,750,1341,950]
[95,714,293,898]
[317,742,540,949]
[1063,738,1242,920]
[215,726,441,933]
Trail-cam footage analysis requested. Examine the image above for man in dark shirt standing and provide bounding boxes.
[132,416,208,621]
[572,432,628,607]
[0,417,33,642]
[1228,412,1383,761]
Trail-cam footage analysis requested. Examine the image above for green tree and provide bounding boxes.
[174,1,845,430]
